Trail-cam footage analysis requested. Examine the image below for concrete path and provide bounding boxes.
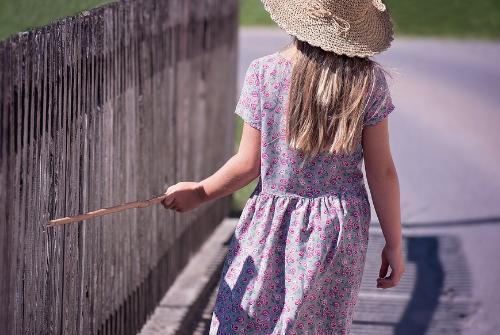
[142,29,500,335]
[238,28,500,224]
[237,28,500,334]
[139,219,235,335]
[168,221,482,334]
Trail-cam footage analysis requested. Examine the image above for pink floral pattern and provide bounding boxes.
[209,52,394,334]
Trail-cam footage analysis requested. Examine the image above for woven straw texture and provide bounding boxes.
[261,0,394,57]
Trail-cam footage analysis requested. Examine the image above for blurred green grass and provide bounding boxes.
[0,0,253,214]
[0,0,113,41]
[240,0,500,39]
[6,0,499,42]
[1,0,498,213]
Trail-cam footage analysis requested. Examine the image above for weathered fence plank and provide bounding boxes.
[0,0,238,333]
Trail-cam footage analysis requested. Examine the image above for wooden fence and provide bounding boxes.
[0,0,238,333]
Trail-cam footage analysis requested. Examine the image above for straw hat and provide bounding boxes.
[260,0,394,57]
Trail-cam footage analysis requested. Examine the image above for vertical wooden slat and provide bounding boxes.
[45,23,64,335]
[78,14,89,335]
[0,30,10,335]
[18,32,30,334]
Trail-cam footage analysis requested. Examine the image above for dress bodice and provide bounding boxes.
[235,52,395,198]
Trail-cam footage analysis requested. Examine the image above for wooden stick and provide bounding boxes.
[47,195,167,227]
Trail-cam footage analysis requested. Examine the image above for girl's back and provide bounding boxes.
[162,1,404,333]
[238,51,394,199]
[208,51,397,334]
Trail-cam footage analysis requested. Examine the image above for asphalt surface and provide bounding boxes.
[145,29,500,335]
[236,28,500,334]
[238,28,500,224]
[191,226,479,335]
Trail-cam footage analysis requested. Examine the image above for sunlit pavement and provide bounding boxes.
[143,28,500,334]
[236,28,500,334]
[238,28,500,223]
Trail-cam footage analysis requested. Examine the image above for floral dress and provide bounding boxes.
[209,52,395,334]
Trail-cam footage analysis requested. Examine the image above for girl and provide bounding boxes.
[162,0,404,333]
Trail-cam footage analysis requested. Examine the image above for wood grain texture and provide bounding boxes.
[0,0,238,333]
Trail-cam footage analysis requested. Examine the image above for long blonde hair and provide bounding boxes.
[286,37,376,158]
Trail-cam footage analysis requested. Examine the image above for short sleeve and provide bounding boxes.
[235,60,261,131]
[363,66,395,127]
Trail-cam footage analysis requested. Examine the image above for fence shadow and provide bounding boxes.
[211,217,289,335]
[206,225,474,334]
[394,236,444,335]
[212,236,258,334]
[351,232,474,334]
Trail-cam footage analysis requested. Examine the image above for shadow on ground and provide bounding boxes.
[189,224,477,335]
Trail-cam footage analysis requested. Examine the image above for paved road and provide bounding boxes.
[239,28,500,224]
[233,28,500,334]
[192,227,479,335]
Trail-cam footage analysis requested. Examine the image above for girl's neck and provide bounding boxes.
[279,43,299,64]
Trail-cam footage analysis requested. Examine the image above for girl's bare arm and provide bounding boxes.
[162,122,261,211]
[362,118,404,288]
[199,123,261,202]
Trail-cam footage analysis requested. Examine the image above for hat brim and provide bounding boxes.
[260,0,394,57]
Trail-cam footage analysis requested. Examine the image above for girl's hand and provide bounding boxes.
[377,243,405,289]
[161,182,206,213]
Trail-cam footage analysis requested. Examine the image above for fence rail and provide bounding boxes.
[0,0,238,333]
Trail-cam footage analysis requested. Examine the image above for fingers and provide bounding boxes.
[379,256,389,278]
[162,193,183,212]
[377,274,394,289]
[162,186,178,210]
[162,199,175,210]
[161,182,194,213]
[163,199,183,212]
[377,267,404,289]
[162,185,176,208]
[162,194,175,209]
